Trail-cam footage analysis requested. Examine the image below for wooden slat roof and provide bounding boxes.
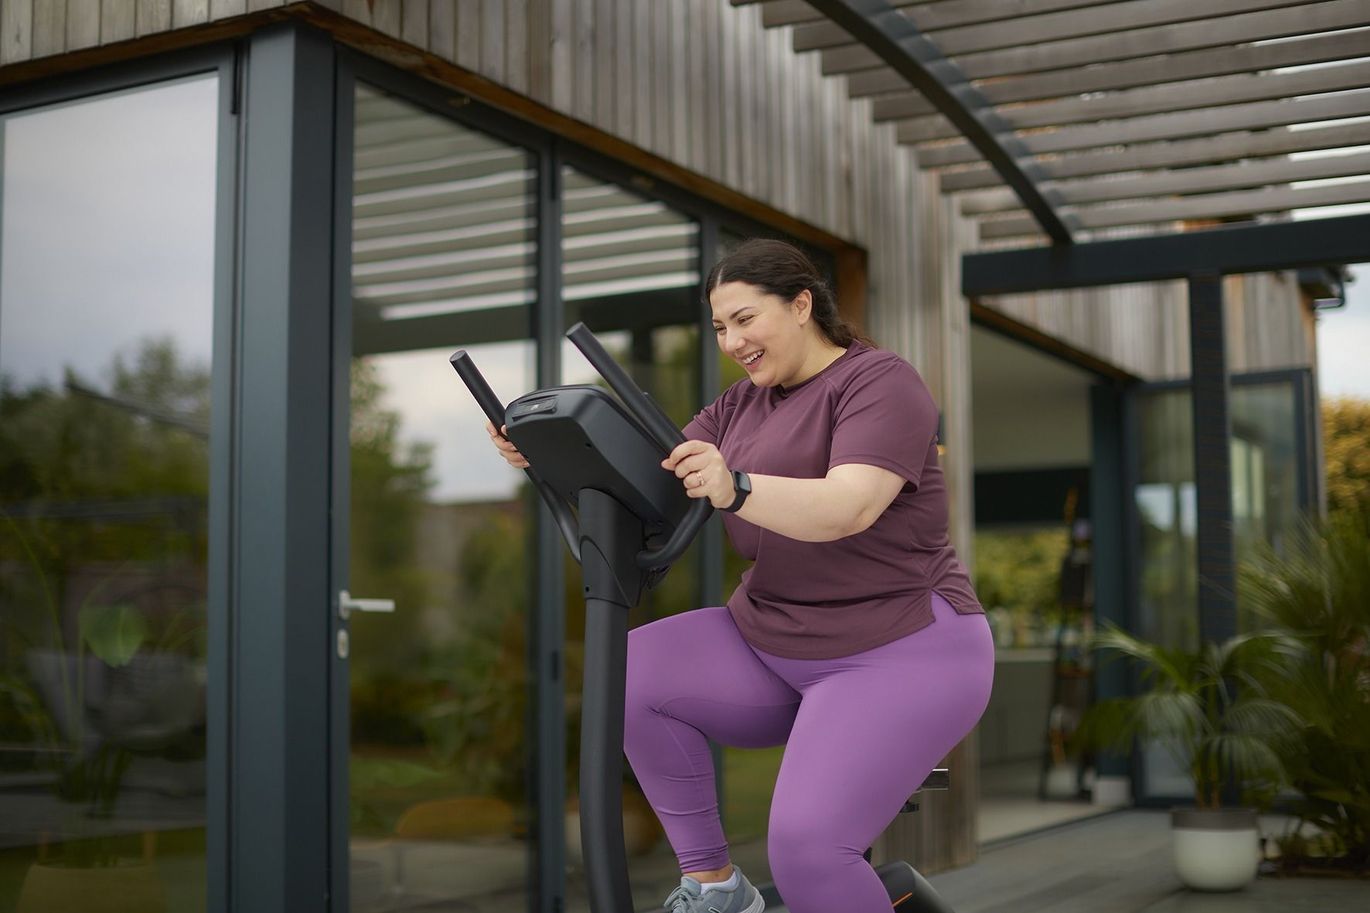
[735,0,1370,246]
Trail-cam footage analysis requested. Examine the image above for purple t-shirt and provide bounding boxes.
[683,341,984,659]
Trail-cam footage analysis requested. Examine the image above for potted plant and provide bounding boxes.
[1077,625,1302,891]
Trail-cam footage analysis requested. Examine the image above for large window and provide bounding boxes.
[0,76,219,911]
[1132,375,1310,798]
[1133,377,1307,650]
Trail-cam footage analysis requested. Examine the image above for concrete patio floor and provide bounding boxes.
[926,809,1368,913]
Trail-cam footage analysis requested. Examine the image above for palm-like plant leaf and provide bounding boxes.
[1080,623,1302,808]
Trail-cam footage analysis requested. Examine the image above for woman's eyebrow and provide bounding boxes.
[713,307,754,324]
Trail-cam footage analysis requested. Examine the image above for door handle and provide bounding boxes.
[338,590,396,620]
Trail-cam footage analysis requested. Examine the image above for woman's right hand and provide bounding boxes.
[487,421,530,469]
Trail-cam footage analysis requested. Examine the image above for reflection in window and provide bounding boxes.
[1135,390,1199,651]
[1230,383,1300,632]
[0,76,218,911]
[348,84,536,912]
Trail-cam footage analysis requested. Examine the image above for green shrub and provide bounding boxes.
[1242,508,1370,870]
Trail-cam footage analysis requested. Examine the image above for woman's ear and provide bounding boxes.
[791,288,814,324]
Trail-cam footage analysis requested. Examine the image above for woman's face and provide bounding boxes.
[709,281,812,388]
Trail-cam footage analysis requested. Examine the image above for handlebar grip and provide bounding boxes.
[449,349,583,564]
[449,350,507,429]
[637,499,711,570]
[565,322,684,454]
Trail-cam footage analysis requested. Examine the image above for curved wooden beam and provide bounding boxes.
[806,0,1074,242]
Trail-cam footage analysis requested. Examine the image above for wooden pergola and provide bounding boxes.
[740,0,1370,247]
[738,0,1370,647]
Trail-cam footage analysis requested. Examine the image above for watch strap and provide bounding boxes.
[723,470,751,513]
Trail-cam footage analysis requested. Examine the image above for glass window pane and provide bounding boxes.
[1231,382,1301,631]
[348,84,536,912]
[1134,390,1198,652]
[0,76,219,912]
[559,165,702,913]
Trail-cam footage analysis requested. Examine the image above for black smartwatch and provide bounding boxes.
[722,470,752,513]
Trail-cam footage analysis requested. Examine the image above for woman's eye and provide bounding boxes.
[738,316,751,324]
[713,326,725,334]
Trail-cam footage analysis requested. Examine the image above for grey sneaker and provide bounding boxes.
[663,866,765,913]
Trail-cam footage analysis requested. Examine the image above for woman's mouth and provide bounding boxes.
[741,350,765,371]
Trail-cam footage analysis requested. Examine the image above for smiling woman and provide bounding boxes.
[0,74,219,913]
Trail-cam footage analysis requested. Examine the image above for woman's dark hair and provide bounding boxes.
[705,238,862,347]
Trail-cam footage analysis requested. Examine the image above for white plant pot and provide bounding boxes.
[1171,807,1261,892]
[1091,774,1131,806]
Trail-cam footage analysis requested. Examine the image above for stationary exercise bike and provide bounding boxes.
[451,323,954,913]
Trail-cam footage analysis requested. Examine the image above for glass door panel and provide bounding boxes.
[345,84,537,913]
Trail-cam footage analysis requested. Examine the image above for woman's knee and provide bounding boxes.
[766,809,855,875]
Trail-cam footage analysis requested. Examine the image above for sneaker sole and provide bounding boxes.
[739,892,766,913]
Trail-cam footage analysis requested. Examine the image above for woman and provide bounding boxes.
[488,239,993,913]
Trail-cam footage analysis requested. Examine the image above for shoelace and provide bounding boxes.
[663,884,727,913]
[664,885,693,912]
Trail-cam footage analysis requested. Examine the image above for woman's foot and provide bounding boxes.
[663,865,765,913]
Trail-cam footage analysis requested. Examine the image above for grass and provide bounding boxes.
[723,746,785,841]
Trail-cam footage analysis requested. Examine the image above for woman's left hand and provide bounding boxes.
[662,440,736,509]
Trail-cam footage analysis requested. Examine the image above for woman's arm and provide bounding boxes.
[738,465,906,541]
[662,441,906,542]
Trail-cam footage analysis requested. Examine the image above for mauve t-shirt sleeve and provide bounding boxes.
[827,356,939,490]
[682,393,723,445]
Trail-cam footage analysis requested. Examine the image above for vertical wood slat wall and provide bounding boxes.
[0,0,1315,875]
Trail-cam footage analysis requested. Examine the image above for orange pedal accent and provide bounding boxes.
[892,892,914,907]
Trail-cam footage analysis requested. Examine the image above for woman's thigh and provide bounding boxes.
[762,596,995,847]
[626,607,801,749]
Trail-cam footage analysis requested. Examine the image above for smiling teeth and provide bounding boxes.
[744,350,764,364]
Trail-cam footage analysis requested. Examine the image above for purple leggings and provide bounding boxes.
[624,592,994,913]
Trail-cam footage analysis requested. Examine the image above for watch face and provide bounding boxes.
[726,471,751,512]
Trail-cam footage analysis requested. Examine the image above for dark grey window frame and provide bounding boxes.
[233,22,336,913]
[0,41,240,913]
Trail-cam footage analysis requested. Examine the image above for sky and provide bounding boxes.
[1313,260,1370,402]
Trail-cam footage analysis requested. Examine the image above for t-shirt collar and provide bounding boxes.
[773,340,864,399]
